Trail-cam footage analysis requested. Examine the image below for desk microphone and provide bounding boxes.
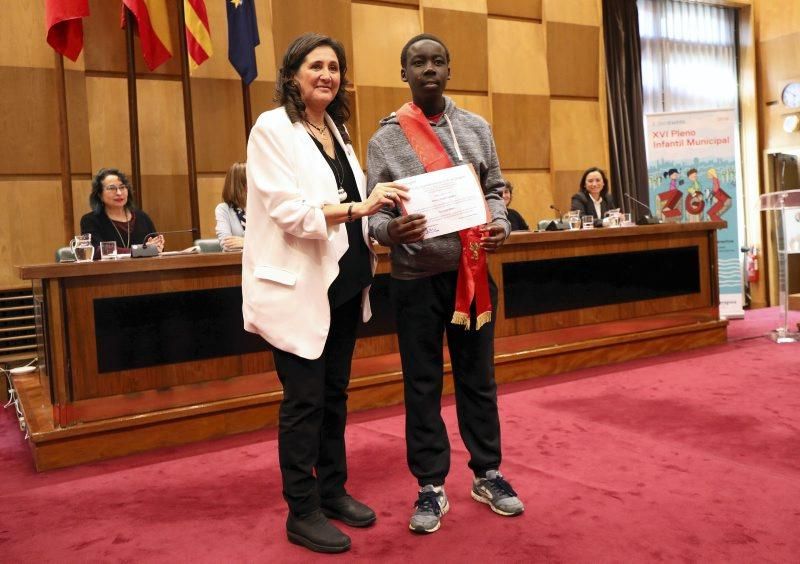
[132,228,198,258]
[542,204,568,231]
[624,194,661,225]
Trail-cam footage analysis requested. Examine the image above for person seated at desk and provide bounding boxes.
[571,167,615,227]
[215,162,247,251]
[501,181,529,231]
[80,168,164,256]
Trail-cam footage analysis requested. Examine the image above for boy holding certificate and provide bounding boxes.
[366,34,524,534]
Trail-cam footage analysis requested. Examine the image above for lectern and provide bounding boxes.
[760,189,800,342]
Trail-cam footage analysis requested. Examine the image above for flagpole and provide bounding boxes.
[242,81,253,142]
[177,0,201,241]
[123,7,143,210]
[54,52,74,241]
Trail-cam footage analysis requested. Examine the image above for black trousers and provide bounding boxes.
[271,293,361,516]
[391,271,501,487]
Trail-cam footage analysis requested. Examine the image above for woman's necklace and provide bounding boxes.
[306,123,347,202]
[109,210,131,248]
[305,119,328,140]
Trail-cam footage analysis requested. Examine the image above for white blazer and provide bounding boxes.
[242,107,376,359]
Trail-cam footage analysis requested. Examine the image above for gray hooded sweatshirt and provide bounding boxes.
[366,96,510,280]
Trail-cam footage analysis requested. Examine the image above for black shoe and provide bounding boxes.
[320,494,377,527]
[286,510,351,554]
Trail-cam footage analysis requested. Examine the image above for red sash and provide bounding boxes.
[395,102,492,330]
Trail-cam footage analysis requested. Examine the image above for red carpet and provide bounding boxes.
[1,308,799,562]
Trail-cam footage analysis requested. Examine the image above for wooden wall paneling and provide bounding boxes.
[0,180,65,288]
[421,0,486,13]
[758,0,800,42]
[542,0,600,26]
[0,68,60,175]
[71,178,91,237]
[546,22,600,98]
[351,3,421,88]
[64,71,92,174]
[448,94,492,123]
[255,0,278,82]
[355,86,411,164]
[757,33,800,105]
[487,0,542,20]
[502,171,552,227]
[491,93,550,169]
[549,99,606,171]
[190,78,247,173]
[85,77,132,174]
[137,79,188,175]
[487,18,548,95]
[197,175,225,239]
[270,0,353,80]
[248,81,280,119]
[422,8,488,92]
[0,1,53,69]
[139,175,193,250]
[362,0,418,5]
[83,0,129,73]
[553,170,585,213]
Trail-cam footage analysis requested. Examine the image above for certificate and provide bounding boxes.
[396,164,490,239]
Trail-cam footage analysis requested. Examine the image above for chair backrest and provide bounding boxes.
[194,239,223,253]
[55,247,75,262]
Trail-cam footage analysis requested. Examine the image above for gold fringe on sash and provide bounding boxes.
[474,310,492,330]
[450,310,492,330]
[450,311,471,329]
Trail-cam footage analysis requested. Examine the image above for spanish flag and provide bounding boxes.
[122,0,173,71]
[45,0,90,61]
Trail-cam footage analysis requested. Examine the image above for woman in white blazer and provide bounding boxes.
[215,161,246,251]
[242,33,407,554]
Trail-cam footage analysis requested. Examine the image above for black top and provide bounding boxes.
[507,208,529,231]
[80,209,157,255]
[310,136,373,310]
[570,191,616,223]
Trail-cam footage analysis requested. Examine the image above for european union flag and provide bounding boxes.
[226,0,260,85]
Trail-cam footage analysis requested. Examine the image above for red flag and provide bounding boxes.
[122,0,173,71]
[45,0,90,61]
[184,0,213,70]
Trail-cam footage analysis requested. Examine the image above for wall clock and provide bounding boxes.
[781,82,800,108]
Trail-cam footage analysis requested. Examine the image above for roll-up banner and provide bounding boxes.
[645,109,744,318]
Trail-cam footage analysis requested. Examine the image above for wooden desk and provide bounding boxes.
[15,222,727,470]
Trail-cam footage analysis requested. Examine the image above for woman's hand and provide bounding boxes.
[357,182,409,218]
[221,235,244,251]
[146,234,165,253]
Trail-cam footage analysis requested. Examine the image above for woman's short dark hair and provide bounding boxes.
[400,33,450,67]
[89,168,135,214]
[276,33,351,143]
[504,180,514,194]
[579,167,609,198]
[222,162,247,209]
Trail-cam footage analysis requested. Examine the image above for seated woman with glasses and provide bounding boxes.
[80,168,165,257]
[215,162,247,251]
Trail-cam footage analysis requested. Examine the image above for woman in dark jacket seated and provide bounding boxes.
[80,168,164,256]
[570,167,615,226]
[501,180,529,231]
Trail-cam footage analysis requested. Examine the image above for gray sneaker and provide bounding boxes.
[409,484,449,533]
[471,470,524,516]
